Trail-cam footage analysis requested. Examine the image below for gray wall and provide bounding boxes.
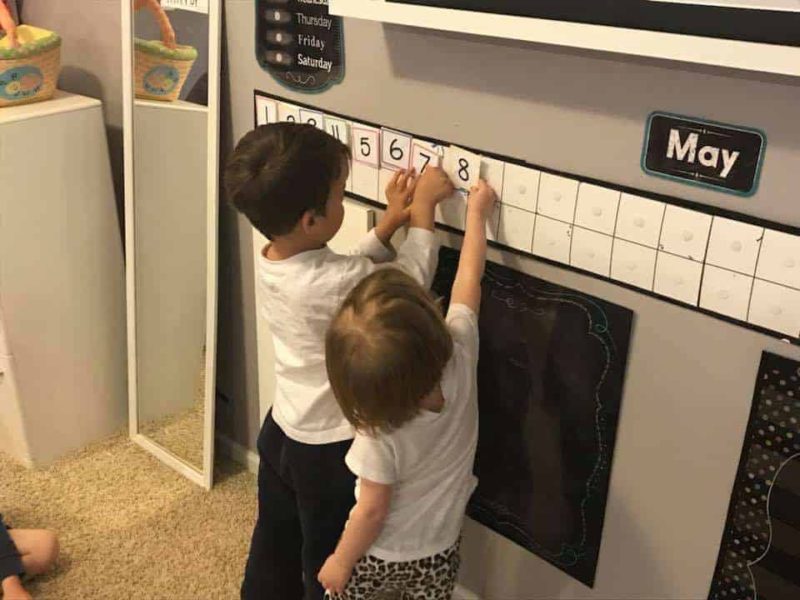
[221,1,800,597]
[21,0,125,231]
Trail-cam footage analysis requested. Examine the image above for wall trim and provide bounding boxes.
[216,434,260,474]
[453,583,481,599]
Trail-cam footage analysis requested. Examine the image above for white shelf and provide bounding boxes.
[134,98,209,113]
[329,0,800,78]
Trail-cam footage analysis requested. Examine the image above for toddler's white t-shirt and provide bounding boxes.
[258,228,439,445]
[345,303,480,562]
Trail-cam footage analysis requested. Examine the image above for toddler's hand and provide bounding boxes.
[413,166,454,206]
[467,179,497,221]
[384,168,416,227]
[318,554,353,595]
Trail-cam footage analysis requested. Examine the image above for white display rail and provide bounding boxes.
[329,0,800,78]
[254,89,800,345]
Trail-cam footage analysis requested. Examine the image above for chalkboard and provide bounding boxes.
[431,247,633,587]
[256,0,345,92]
[708,352,800,600]
[387,0,800,46]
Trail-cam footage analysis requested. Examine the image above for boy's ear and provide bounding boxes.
[300,209,317,234]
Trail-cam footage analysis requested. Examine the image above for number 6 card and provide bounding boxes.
[444,146,480,190]
[381,129,412,171]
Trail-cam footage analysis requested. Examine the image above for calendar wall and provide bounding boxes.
[219,8,800,599]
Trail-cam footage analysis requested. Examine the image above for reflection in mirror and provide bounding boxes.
[131,0,213,474]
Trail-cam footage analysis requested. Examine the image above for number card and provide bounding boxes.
[445,146,480,190]
[380,129,412,171]
[299,109,325,130]
[255,97,279,126]
[480,157,506,199]
[325,116,351,146]
[411,140,444,173]
[278,102,301,123]
[351,124,380,167]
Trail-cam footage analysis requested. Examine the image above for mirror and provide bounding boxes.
[122,0,220,489]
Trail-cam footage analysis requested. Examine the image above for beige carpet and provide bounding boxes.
[0,433,257,599]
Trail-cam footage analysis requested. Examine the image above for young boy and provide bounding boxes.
[1,514,59,600]
[318,180,497,599]
[224,122,454,600]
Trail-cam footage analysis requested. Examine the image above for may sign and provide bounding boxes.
[642,113,765,197]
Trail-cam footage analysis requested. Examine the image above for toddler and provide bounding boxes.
[318,180,497,599]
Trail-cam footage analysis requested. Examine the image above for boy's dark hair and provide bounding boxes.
[224,123,350,240]
[326,269,454,434]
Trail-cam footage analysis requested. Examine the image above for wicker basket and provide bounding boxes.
[0,20,61,108]
[133,0,197,102]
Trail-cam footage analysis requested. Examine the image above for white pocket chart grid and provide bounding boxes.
[252,90,800,344]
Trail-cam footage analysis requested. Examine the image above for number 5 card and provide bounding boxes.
[381,129,412,171]
[444,146,480,190]
[351,124,381,167]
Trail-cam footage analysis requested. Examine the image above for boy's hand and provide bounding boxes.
[2,576,32,600]
[467,179,497,221]
[384,168,416,227]
[413,166,454,207]
[375,169,416,245]
[408,166,454,232]
[318,553,353,595]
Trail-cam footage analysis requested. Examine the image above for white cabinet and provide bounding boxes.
[0,93,126,466]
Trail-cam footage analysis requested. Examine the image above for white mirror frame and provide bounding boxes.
[121,0,221,490]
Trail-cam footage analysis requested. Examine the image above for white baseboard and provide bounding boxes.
[216,434,260,474]
[453,583,481,599]
[217,435,481,600]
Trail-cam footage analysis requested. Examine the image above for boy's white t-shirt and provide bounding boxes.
[345,303,480,562]
[258,228,439,445]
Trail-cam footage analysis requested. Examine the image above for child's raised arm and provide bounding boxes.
[450,179,497,315]
[409,166,453,232]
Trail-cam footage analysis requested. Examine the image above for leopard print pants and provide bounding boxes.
[326,539,460,600]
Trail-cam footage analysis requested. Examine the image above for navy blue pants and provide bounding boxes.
[241,411,355,600]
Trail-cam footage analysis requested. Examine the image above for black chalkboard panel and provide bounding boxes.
[708,352,800,600]
[388,0,800,47]
[431,247,633,587]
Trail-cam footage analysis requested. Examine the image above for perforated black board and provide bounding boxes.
[708,352,800,600]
